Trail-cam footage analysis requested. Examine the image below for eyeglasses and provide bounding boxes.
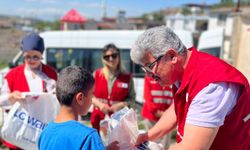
[103,53,118,61]
[23,55,43,61]
[141,55,164,73]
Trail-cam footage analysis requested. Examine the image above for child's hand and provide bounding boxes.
[100,103,111,114]
[110,102,126,113]
[106,141,119,150]
[9,91,24,104]
[154,110,164,118]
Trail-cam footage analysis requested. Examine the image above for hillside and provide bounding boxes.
[0,29,25,68]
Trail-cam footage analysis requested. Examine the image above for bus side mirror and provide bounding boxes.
[8,62,16,68]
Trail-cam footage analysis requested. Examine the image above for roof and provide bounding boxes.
[61,9,87,23]
[97,22,116,29]
[184,3,210,8]
[102,17,116,23]
[39,30,193,49]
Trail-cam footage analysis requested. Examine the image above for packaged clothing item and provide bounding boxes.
[107,107,163,150]
[100,115,109,144]
[1,92,60,150]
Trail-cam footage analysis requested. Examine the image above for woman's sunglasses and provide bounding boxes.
[103,53,118,61]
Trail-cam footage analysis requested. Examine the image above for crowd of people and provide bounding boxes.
[0,25,249,150]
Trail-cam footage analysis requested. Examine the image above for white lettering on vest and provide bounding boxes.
[177,131,183,140]
[186,93,189,102]
[243,113,250,122]
[117,82,128,88]
[153,98,172,104]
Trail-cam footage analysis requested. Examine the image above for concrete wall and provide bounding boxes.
[230,14,250,81]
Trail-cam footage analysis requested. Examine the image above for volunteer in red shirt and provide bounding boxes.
[142,76,173,149]
[131,26,250,150]
[91,43,135,132]
[0,32,57,150]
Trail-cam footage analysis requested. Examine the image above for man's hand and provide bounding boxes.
[8,91,23,104]
[168,124,219,150]
[106,141,119,150]
[135,132,148,146]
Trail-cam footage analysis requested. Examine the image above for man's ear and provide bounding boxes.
[166,49,178,63]
[75,92,84,105]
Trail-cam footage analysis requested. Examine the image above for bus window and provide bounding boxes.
[133,63,144,77]
[47,48,102,72]
[120,50,145,77]
[120,50,131,71]
[47,48,145,76]
[200,47,221,58]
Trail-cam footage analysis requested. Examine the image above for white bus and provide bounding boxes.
[198,27,224,58]
[2,30,193,104]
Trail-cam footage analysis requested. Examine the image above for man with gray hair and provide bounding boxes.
[131,26,250,150]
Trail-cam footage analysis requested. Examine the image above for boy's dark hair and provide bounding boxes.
[56,66,95,106]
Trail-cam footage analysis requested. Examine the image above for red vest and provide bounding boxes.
[175,47,250,150]
[142,76,173,121]
[5,64,57,92]
[91,68,132,131]
[94,68,131,105]
[3,64,57,149]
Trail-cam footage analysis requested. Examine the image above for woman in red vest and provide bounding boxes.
[131,26,250,150]
[142,76,173,149]
[91,43,135,133]
[0,32,57,150]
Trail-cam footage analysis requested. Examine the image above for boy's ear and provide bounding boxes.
[75,92,84,105]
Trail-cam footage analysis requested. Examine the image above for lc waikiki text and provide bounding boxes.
[13,110,47,130]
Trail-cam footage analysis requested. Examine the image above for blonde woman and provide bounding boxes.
[91,43,135,132]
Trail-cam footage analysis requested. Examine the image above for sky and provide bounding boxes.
[0,0,221,21]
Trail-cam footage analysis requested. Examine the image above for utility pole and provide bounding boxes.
[100,0,107,20]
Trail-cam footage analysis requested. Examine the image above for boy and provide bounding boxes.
[38,66,119,150]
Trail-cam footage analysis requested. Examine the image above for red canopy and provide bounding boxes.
[61,9,87,23]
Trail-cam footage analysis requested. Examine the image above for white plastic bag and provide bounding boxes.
[1,92,60,150]
[107,107,163,150]
[107,107,139,150]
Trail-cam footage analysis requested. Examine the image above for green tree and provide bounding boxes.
[50,21,61,30]
[35,20,61,31]
[220,0,234,6]
[181,7,192,15]
[241,0,250,5]
[141,12,164,22]
[152,12,164,21]
[221,0,234,4]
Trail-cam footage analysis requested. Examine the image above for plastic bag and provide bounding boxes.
[107,107,139,150]
[100,115,110,143]
[107,107,163,150]
[1,92,60,150]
